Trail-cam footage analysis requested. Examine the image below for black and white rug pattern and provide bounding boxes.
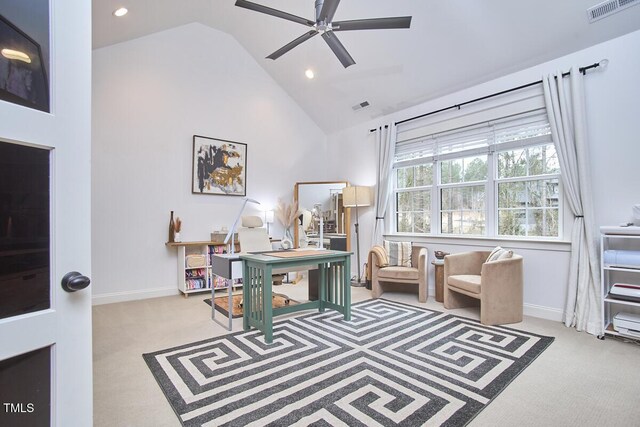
[144,299,553,426]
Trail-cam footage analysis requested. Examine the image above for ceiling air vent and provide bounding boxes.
[352,101,370,111]
[587,0,639,23]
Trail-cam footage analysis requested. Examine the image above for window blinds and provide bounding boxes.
[394,111,551,167]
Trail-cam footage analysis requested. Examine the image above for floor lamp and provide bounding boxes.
[342,186,371,287]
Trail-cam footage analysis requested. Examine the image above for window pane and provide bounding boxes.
[498,148,526,178]
[414,164,433,186]
[497,178,559,237]
[413,190,428,211]
[397,212,412,232]
[397,192,411,211]
[440,155,487,184]
[544,145,560,174]
[440,159,459,184]
[531,208,559,237]
[413,212,427,233]
[395,188,430,234]
[498,181,525,209]
[440,185,485,235]
[463,156,488,182]
[397,167,414,189]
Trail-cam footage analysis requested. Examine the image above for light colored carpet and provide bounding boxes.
[93,280,640,427]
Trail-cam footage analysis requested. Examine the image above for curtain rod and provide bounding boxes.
[369,61,604,133]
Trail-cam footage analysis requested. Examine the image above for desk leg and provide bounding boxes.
[243,262,250,331]
[318,263,326,313]
[227,277,233,331]
[264,265,273,344]
[343,257,351,321]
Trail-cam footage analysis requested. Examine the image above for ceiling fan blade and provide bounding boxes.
[235,0,315,27]
[318,0,340,23]
[321,31,355,68]
[266,30,319,60]
[332,16,412,31]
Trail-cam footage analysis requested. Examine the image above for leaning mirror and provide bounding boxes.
[294,182,351,251]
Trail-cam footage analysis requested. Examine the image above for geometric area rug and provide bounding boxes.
[143,299,554,426]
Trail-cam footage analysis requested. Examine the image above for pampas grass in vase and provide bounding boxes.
[275,199,300,247]
[174,217,182,242]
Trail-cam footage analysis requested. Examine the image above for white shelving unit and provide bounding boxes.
[167,241,239,296]
[600,226,640,339]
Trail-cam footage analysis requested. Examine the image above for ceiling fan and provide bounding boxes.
[235,0,412,68]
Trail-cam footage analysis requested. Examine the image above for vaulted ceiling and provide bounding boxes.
[92,0,640,134]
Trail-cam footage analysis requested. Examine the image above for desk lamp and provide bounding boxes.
[342,186,372,287]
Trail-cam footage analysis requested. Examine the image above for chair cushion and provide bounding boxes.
[242,215,263,227]
[378,266,419,281]
[448,274,481,294]
[384,241,412,267]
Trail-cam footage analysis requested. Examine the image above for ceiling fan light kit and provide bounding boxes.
[235,0,412,68]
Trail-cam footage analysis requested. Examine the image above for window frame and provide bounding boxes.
[392,126,564,241]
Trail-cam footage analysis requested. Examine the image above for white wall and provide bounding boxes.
[92,23,328,303]
[327,29,640,320]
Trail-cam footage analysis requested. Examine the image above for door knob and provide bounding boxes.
[61,271,91,292]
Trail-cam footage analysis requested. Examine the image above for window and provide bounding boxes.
[396,164,432,233]
[496,144,560,237]
[392,112,561,239]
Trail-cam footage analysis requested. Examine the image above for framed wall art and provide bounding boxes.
[0,13,49,112]
[192,135,247,196]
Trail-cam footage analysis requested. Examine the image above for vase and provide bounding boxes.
[168,211,175,243]
[174,232,181,242]
[281,227,294,249]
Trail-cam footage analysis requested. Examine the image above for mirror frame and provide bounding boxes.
[294,181,351,251]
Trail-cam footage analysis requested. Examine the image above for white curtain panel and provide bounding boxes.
[371,123,396,246]
[543,68,602,336]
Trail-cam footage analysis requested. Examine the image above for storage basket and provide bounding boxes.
[185,254,206,268]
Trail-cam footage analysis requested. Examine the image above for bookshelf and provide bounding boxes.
[166,240,240,296]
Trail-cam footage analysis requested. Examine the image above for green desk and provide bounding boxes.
[240,250,352,344]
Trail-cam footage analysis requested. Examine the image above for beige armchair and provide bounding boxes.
[444,251,523,325]
[368,245,428,303]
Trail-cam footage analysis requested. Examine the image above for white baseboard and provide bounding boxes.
[92,286,179,305]
[523,303,563,322]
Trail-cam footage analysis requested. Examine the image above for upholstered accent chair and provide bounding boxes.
[368,245,428,303]
[444,251,523,325]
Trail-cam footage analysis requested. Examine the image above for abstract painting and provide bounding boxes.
[192,135,247,196]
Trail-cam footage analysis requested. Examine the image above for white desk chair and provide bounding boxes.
[237,215,291,305]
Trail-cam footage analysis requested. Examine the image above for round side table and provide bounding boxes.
[431,260,444,303]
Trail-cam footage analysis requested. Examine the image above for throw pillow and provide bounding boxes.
[384,241,412,267]
[486,246,513,262]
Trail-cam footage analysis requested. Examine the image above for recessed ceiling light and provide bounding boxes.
[113,7,128,17]
[305,69,315,79]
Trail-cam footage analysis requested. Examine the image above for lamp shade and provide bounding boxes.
[264,210,274,224]
[342,186,372,207]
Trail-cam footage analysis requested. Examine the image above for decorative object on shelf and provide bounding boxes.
[174,217,182,242]
[434,250,450,260]
[168,211,175,243]
[275,198,300,250]
[0,14,50,112]
[192,135,247,196]
[343,186,372,287]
